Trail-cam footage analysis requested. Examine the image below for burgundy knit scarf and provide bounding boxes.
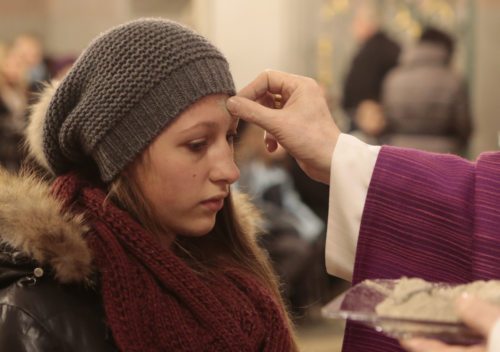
[52,173,292,351]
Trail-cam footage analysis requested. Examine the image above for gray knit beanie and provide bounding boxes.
[41,18,235,182]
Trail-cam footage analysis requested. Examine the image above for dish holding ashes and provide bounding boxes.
[322,277,500,344]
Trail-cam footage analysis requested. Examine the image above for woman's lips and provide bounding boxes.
[201,198,224,211]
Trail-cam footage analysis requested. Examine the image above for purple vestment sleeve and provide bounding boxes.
[342,146,500,352]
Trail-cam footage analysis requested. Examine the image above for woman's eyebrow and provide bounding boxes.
[179,121,218,134]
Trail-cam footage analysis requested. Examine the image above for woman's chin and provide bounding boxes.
[177,221,216,238]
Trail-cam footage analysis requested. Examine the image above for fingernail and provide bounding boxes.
[226,97,238,111]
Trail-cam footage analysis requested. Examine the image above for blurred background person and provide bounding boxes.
[381,26,472,155]
[10,33,50,95]
[0,41,29,172]
[341,3,401,134]
[0,33,51,172]
[236,122,329,319]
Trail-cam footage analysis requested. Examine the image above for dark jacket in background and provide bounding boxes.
[381,43,472,154]
[0,100,25,172]
[342,30,401,127]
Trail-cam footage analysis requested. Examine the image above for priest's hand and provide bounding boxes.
[226,70,340,184]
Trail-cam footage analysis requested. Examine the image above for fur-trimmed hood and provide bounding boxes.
[0,169,92,284]
[0,80,94,285]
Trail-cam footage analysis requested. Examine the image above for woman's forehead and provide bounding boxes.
[173,94,238,130]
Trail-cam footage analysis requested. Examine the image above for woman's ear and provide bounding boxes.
[125,149,147,183]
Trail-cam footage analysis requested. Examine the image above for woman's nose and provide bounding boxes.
[210,148,240,185]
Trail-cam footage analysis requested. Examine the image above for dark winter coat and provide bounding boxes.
[342,31,401,116]
[0,170,117,351]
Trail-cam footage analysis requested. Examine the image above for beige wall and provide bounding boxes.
[0,0,194,55]
[470,0,500,156]
[0,1,48,43]
[193,0,321,89]
[45,0,130,56]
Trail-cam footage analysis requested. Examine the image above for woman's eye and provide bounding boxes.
[187,139,207,152]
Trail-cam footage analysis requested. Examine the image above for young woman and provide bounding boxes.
[0,19,297,351]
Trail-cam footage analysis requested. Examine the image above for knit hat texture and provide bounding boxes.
[42,18,235,182]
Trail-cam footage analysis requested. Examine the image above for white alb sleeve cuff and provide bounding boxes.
[325,133,381,281]
[488,318,500,352]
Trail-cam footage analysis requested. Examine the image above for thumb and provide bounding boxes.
[227,96,278,130]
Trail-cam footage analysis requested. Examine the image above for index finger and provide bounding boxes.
[237,69,299,103]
